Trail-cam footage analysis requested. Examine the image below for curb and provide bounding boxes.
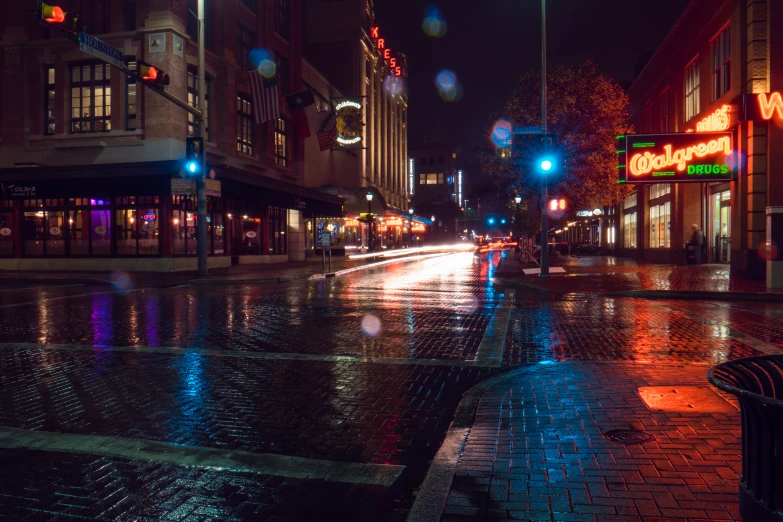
[185,277,293,286]
[492,277,781,301]
[0,277,112,286]
[406,364,539,522]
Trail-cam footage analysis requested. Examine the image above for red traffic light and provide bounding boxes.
[141,65,158,81]
[42,4,65,23]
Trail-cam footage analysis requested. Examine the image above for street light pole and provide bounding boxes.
[196,0,208,277]
[366,193,374,252]
[540,0,549,277]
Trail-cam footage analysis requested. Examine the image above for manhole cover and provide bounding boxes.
[603,429,656,444]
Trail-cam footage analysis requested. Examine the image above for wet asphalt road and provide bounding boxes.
[0,251,782,521]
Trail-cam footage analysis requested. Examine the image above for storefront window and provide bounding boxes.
[210,214,225,255]
[241,216,262,255]
[268,206,287,255]
[115,208,137,256]
[91,208,111,255]
[46,211,66,255]
[22,210,45,256]
[650,202,671,248]
[69,209,89,255]
[138,208,159,255]
[623,214,637,249]
[0,211,13,257]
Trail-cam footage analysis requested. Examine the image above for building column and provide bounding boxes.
[287,209,305,262]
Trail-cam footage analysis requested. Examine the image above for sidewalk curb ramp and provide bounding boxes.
[406,365,538,522]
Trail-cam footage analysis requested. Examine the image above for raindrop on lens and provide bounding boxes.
[110,271,132,294]
[491,119,513,148]
[422,5,447,37]
[249,48,277,78]
[361,314,382,337]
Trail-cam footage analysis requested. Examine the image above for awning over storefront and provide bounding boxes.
[214,166,343,218]
[0,161,344,218]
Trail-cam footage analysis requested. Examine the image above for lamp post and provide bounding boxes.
[366,192,374,252]
[539,0,549,277]
[431,215,436,244]
[408,208,414,247]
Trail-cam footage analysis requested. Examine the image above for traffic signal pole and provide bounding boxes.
[540,0,549,277]
[196,0,208,277]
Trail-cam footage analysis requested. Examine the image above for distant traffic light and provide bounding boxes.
[539,159,553,172]
[138,61,170,91]
[185,137,204,175]
[488,218,495,225]
[500,218,507,224]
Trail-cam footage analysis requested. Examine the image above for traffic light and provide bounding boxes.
[40,2,84,33]
[185,137,204,175]
[536,133,561,174]
[487,218,495,225]
[138,61,170,91]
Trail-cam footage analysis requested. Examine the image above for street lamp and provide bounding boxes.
[366,192,374,252]
[514,195,522,205]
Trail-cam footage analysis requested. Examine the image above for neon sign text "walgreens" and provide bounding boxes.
[629,137,731,176]
[696,105,731,132]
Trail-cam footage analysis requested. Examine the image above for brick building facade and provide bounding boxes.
[619,0,783,288]
[0,0,342,271]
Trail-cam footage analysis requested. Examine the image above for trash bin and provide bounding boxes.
[708,356,783,522]
[685,243,696,264]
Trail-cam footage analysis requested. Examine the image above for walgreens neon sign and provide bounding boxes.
[618,132,734,184]
[629,137,731,175]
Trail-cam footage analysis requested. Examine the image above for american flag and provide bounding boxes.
[249,71,280,124]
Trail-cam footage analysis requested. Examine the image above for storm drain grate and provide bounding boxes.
[603,429,656,445]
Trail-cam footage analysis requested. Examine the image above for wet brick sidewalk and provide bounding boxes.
[496,254,766,294]
[443,362,744,522]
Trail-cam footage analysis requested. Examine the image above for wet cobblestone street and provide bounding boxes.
[0,252,780,520]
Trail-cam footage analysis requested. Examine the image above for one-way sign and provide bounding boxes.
[78,33,123,69]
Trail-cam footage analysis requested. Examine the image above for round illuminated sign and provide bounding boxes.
[94,226,107,235]
[0,228,11,237]
[49,226,61,236]
[246,231,257,239]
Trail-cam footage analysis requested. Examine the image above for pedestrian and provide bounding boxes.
[690,224,703,264]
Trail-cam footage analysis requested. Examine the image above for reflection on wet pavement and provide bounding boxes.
[0,251,781,520]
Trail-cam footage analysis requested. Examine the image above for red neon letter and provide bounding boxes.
[759,92,783,120]
[395,67,401,76]
[389,58,396,68]
[370,26,379,39]
[377,38,385,50]
[384,49,391,60]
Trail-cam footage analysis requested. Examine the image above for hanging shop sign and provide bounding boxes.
[142,211,157,222]
[617,132,734,184]
[576,208,603,217]
[686,104,732,133]
[411,224,427,232]
[334,98,364,149]
[204,179,221,197]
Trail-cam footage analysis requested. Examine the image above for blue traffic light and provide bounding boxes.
[501,218,507,224]
[540,159,553,172]
[488,218,495,225]
[186,161,199,174]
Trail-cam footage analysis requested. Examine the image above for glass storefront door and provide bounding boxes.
[712,190,731,263]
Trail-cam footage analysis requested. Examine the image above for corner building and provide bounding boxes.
[0,0,342,271]
[302,0,419,254]
[621,0,783,288]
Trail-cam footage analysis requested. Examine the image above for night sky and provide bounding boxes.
[374,0,690,166]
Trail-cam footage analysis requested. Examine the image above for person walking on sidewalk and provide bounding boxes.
[690,224,704,264]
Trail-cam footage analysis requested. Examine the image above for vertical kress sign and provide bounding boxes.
[617,132,734,183]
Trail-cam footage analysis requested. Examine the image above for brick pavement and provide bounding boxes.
[442,362,744,522]
[496,254,766,294]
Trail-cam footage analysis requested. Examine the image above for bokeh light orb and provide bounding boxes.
[759,241,778,262]
[435,70,456,91]
[383,75,404,96]
[110,271,132,294]
[422,5,447,37]
[726,150,747,171]
[361,314,382,337]
[249,48,277,78]
[491,119,513,148]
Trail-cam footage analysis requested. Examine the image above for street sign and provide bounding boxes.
[205,179,221,197]
[513,125,541,135]
[321,233,331,252]
[79,33,123,68]
[171,178,196,195]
